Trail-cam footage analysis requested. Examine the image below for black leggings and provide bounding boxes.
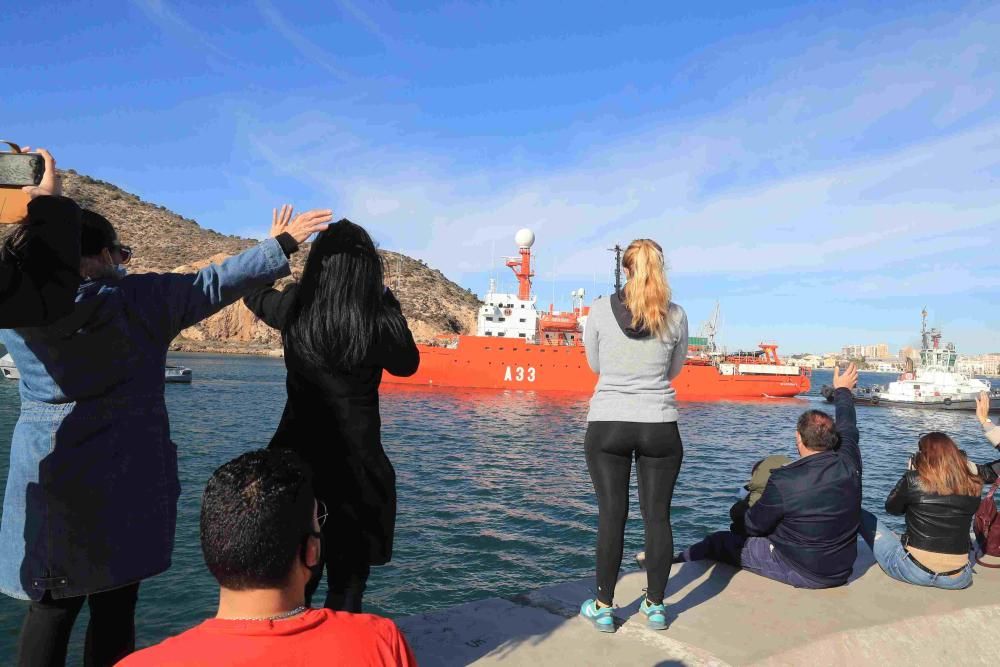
[305,526,372,613]
[585,421,683,606]
[16,582,140,667]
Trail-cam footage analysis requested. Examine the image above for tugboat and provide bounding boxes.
[822,309,998,412]
[383,229,811,398]
[1,353,192,384]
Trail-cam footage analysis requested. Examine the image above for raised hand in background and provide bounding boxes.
[269,204,333,244]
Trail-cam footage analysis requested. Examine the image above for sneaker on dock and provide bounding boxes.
[579,599,615,633]
[640,598,668,631]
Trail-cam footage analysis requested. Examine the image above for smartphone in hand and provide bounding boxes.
[0,142,44,224]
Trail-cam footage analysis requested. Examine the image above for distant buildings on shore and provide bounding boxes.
[842,343,890,359]
[786,347,1000,377]
[956,353,1000,377]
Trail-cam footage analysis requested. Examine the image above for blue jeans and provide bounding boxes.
[859,510,972,590]
[678,531,830,589]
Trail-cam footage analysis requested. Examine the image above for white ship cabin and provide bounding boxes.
[477,279,539,341]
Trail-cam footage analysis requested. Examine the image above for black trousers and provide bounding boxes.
[16,582,140,667]
[585,421,683,606]
[305,526,372,613]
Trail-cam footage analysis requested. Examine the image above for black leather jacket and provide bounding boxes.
[885,461,1000,554]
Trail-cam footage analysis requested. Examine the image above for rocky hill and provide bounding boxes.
[20,170,480,352]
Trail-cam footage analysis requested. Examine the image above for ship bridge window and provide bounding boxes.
[485,332,493,336]
[519,318,526,323]
[519,333,526,338]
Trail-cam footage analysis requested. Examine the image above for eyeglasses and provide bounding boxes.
[316,500,328,529]
[112,244,133,265]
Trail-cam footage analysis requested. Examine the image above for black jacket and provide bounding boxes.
[885,461,1000,554]
[244,284,419,565]
[744,388,861,586]
[0,196,81,327]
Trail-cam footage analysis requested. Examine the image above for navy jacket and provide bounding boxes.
[744,388,861,586]
[0,239,289,600]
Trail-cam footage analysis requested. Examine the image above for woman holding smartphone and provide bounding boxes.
[1,196,330,666]
[859,422,1000,590]
[0,148,83,326]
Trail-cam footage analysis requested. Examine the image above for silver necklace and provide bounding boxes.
[229,605,309,622]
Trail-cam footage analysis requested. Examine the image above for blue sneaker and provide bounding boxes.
[640,598,668,630]
[579,599,615,633]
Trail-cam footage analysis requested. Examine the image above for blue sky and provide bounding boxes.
[3,1,998,353]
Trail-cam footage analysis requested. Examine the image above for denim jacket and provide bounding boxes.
[0,238,289,600]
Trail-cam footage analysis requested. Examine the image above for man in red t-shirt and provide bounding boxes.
[119,449,416,666]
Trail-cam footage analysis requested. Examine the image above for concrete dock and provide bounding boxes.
[398,542,1000,666]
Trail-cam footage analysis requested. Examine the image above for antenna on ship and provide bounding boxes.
[609,244,623,294]
[551,256,556,312]
[921,306,930,350]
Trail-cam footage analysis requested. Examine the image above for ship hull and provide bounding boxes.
[383,337,810,399]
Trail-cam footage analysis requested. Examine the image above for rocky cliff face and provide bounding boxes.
[41,170,480,352]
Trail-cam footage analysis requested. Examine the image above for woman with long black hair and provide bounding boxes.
[244,215,419,612]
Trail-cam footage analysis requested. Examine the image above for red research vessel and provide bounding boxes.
[383,229,811,399]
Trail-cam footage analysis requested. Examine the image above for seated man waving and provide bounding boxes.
[677,363,861,589]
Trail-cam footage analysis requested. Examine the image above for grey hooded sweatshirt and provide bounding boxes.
[584,291,688,423]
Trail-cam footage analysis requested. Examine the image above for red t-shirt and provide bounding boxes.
[117,609,417,666]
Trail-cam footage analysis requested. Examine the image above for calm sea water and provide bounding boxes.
[0,354,996,660]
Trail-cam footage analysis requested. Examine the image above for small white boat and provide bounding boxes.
[165,365,193,384]
[1,354,20,381]
[1,354,192,384]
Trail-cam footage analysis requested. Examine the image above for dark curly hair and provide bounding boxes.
[200,449,315,590]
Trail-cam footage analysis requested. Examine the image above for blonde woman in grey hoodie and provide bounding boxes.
[578,239,688,633]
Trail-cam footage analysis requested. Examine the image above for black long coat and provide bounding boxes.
[244,285,419,565]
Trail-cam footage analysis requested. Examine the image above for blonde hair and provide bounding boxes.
[621,239,671,338]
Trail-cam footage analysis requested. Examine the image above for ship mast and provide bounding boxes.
[921,307,929,350]
[609,244,623,294]
[504,229,536,301]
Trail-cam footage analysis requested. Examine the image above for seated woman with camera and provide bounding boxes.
[860,410,1000,590]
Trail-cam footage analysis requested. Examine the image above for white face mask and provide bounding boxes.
[112,264,128,280]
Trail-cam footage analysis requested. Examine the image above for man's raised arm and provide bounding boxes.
[833,363,861,472]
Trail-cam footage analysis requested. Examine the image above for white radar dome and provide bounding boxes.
[515,228,535,248]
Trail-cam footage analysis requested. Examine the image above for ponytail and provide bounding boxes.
[621,239,671,338]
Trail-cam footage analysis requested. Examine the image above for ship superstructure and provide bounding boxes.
[383,229,810,398]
